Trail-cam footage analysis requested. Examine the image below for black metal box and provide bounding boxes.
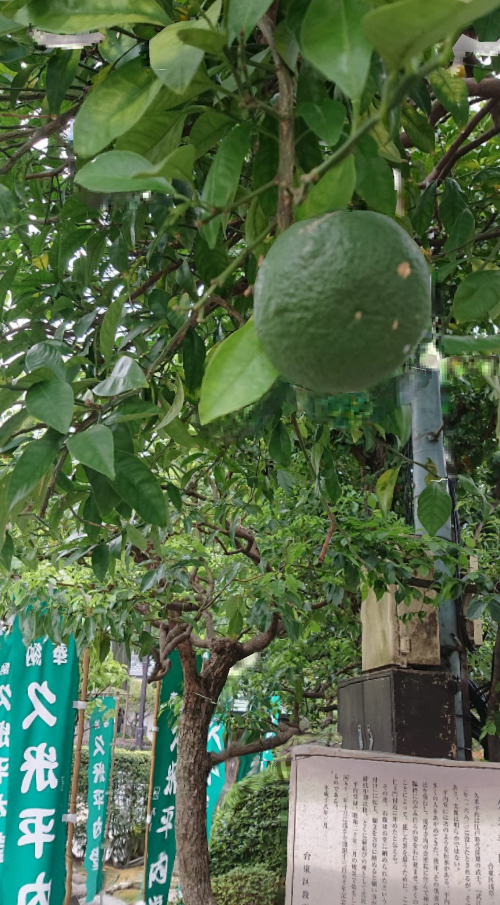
[338,668,457,760]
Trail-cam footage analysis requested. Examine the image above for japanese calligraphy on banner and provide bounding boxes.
[286,746,500,905]
[0,621,79,905]
[84,696,115,904]
[145,650,183,905]
[0,628,12,877]
[207,721,225,835]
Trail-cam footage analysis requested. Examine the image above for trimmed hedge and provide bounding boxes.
[209,764,288,878]
[212,866,279,905]
[75,746,150,866]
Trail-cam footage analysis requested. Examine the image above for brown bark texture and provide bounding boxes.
[175,641,219,905]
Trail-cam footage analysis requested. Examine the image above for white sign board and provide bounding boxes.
[286,746,500,905]
[129,652,154,678]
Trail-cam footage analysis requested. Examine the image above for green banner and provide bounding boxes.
[145,651,183,905]
[206,720,225,835]
[0,621,79,905]
[0,628,12,878]
[84,696,115,903]
[237,750,262,781]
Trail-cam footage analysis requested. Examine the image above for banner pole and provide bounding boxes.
[64,646,90,905]
[143,678,161,893]
[103,699,119,875]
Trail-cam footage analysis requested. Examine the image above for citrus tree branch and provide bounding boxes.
[0,104,79,175]
[210,723,299,765]
[259,14,295,231]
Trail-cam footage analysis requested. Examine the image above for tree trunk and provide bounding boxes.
[486,622,500,761]
[176,683,217,905]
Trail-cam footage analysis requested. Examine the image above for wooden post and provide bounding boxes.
[143,679,162,893]
[64,647,90,905]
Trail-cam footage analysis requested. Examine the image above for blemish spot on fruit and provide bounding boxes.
[355,311,362,320]
[397,261,411,278]
[392,320,399,330]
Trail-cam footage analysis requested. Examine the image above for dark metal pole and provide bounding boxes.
[135,655,149,749]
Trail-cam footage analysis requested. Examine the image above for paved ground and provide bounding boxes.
[73,862,180,903]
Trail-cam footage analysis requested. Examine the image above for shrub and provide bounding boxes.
[75,746,151,866]
[209,763,289,878]
[211,866,279,905]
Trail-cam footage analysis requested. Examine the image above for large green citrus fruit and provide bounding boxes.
[254,211,431,394]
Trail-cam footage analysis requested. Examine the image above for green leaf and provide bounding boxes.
[269,421,292,467]
[274,18,300,72]
[166,481,183,512]
[401,104,435,153]
[227,0,274,41]
[94,356,148,396]
[297,99,346,146]
[199,319,279,424]
[126,524,148,552]
[112,451,167,527]
[100,296,124,367]
[296,154,356,219]
[189,110,233,158]
[135,144,196,185]
[376,466,401,519]
[67,424,116,481]
[301,0,372,101]
[453,271,500,323]
[194,233,229,285]
[355,150,396,215]
[25,380,74,434]
[417,481,452,535]
[73,59,162,159]
[85,467,121,517]
[0,531,13,571]
[25,342,67,382]
[183,328,206,393]
[411,182,436,236]
[109,237,128,273]
[489,598,500,622]
[116,110,186,162]
[428,68,468,129]
[75,151,174,195]
[0,184,19,227]
[0,259,20,318]
[92,543,109,581]
[0,410,26,450]
[157,373,184,430]
[200,123,253,248]
[442,335,500,355]
[445,208,475,255]
[466,597,488,620]
[7,429,62,510]
[17,0,170,31]
[150,21,205,94]
[362,0,500,70]
[439,178,467,234]
[178,22,227,55]
[322,449,341,506]
[46,48,80,114]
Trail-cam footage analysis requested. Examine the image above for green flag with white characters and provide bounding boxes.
[85,696,115,903]
[0,628,12,877]
[0,620,79,905]
[206,720,225,835]
[145,651,183,905]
